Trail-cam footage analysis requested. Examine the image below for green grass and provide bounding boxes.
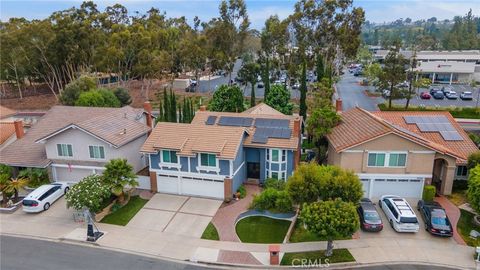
[236,216,291,243]
[289,221,351,243]
[201,222,219,240]
[377,103,480,119]
[100,196,148,226]
[457,209,480,247]
[281,249,355,266]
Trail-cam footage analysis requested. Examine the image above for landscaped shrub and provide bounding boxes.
[65,175,111,213]
[468,151,480,169]
[0,164,12,177]
[110,202,122,213]
[18,168,50,188]
[250,188,293,213]
[264,178,285,190]
[237,185,246,199]
[422,185,436,202]
[467,165,480,213]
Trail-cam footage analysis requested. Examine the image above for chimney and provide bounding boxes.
[199,105,207,111]
[13,120,24,139]
[143,101,153,129]
[293,117,300,138]
[335,98,343,113]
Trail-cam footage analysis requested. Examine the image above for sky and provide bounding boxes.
[1,0,479,29]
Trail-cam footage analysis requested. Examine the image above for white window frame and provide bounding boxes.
[56,143,73,158]
[266,148,288,181]
[367,151,407,168]
[88,145,105,160]
[197,153,220,173]
[159,149,181,169]
[456,166,468,178]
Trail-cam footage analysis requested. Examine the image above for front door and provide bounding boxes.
[247,162,260,179]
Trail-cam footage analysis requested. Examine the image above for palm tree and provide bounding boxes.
[4,177,29,201]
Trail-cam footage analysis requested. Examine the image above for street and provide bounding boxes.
[336,72,382,111]
[0,235,463,270]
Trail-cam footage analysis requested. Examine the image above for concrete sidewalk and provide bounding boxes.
[1,210,476,269]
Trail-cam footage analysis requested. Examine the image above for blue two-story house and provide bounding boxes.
[141,103,302,200]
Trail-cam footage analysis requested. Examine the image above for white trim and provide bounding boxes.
[150,168,225,180]
[344,150,364,153]
[188,157,191,173]
[229,160,234,177]
[36,124,116,148]
[266,148,288,180]
[51,163,105,170]
[197,153,220,174]
[409,150,436,154]
[233,162,245,177]
[357,173,432,179]
[52,166,57,182]
[159,150,181,169]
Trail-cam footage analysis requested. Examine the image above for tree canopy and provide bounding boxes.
[264,84,293,115]
[208,85,245,112]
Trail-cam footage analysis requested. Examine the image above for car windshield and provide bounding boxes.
[364,211,380,220]
[432,217,448,226]
[399,217,418,223]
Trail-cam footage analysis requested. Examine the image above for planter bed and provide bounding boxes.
[280,249,355,266]
[0,197,25,213]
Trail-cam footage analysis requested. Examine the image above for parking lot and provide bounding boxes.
[392,84,479,108]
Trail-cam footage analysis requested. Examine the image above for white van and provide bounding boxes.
[379,195,419,233]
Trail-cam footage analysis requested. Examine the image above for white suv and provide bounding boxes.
[22,182,69,213]
[379,195,419,233]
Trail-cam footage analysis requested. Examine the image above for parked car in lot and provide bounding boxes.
[358,198,383,232]
[432,91,445,99]
[417,200,453,237]
[257,82,264,88]
[292,82,300,90]
[22,182,70,213]
[429,87,441,95]
[379,195,419,233]
[460,91,473,100]
[441,86,453,94]
[420,92,431,99]
[445,91,458,99]
[382,90,390,98]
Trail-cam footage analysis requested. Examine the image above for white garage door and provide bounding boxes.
[55,167,99,183]
[366,178,424,199]
[157,174,180,194]
[156,174,224,199]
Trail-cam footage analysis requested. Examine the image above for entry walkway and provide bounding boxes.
[435,195,466,245]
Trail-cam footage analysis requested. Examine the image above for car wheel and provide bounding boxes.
[389,220,394,229]
[64,187,70,194]
[44,203,50,211]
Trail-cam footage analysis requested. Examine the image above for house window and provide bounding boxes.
[388,153,406,167]
[57,144,73,157]
[89,146,105,159]
[456,166,468,177]
[200,153,216,167]
[368,153,386,167]
[162,150,178,164]
[271,172,279,180]
[272,149,279,162]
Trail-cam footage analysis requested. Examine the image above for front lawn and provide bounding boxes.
[101,196,148,226]
[289,220,351,243]
[236,216,291,243]
[281,249,355,266]
[201,222,219,240]
[457,209,480,247]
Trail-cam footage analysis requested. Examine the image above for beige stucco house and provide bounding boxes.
[326,107,478,198]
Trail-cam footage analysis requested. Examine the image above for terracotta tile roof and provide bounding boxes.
[372,110,478,164]
[0,106,16,120]
[191,111,300,150]
[327,107,478,165]
[141,122,246,159]
[243,103,283,115]
[0,106,149,168]
[0,122,15,145]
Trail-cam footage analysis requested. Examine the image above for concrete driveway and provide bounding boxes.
[358,198,456,245]
[126,194,222,238]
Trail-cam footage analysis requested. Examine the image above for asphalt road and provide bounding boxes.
[0,236,463,270]
[336,72,382,111]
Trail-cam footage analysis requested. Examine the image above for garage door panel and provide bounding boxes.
[370,178,424,198]
[55,167,96,183]
[181,178,224,199]
[157,175,179,194]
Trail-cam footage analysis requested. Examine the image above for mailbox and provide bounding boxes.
[269,244,280,265]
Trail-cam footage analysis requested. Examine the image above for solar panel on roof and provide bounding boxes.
[218,116,253,127]
[205,116,217,125]
[255,118,289,128]
[402,115,464,142]
[439,131,463,141]
[252,134,268,143]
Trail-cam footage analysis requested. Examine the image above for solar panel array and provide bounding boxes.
[402,116,463,141]
[252,127,292,144]
[205,116,217,125]
[217,116,253,127]
[211,116,292,144]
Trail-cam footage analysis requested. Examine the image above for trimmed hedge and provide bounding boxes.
[250,188,293,213]
[378,103,480,119]
[423,185,436,202]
